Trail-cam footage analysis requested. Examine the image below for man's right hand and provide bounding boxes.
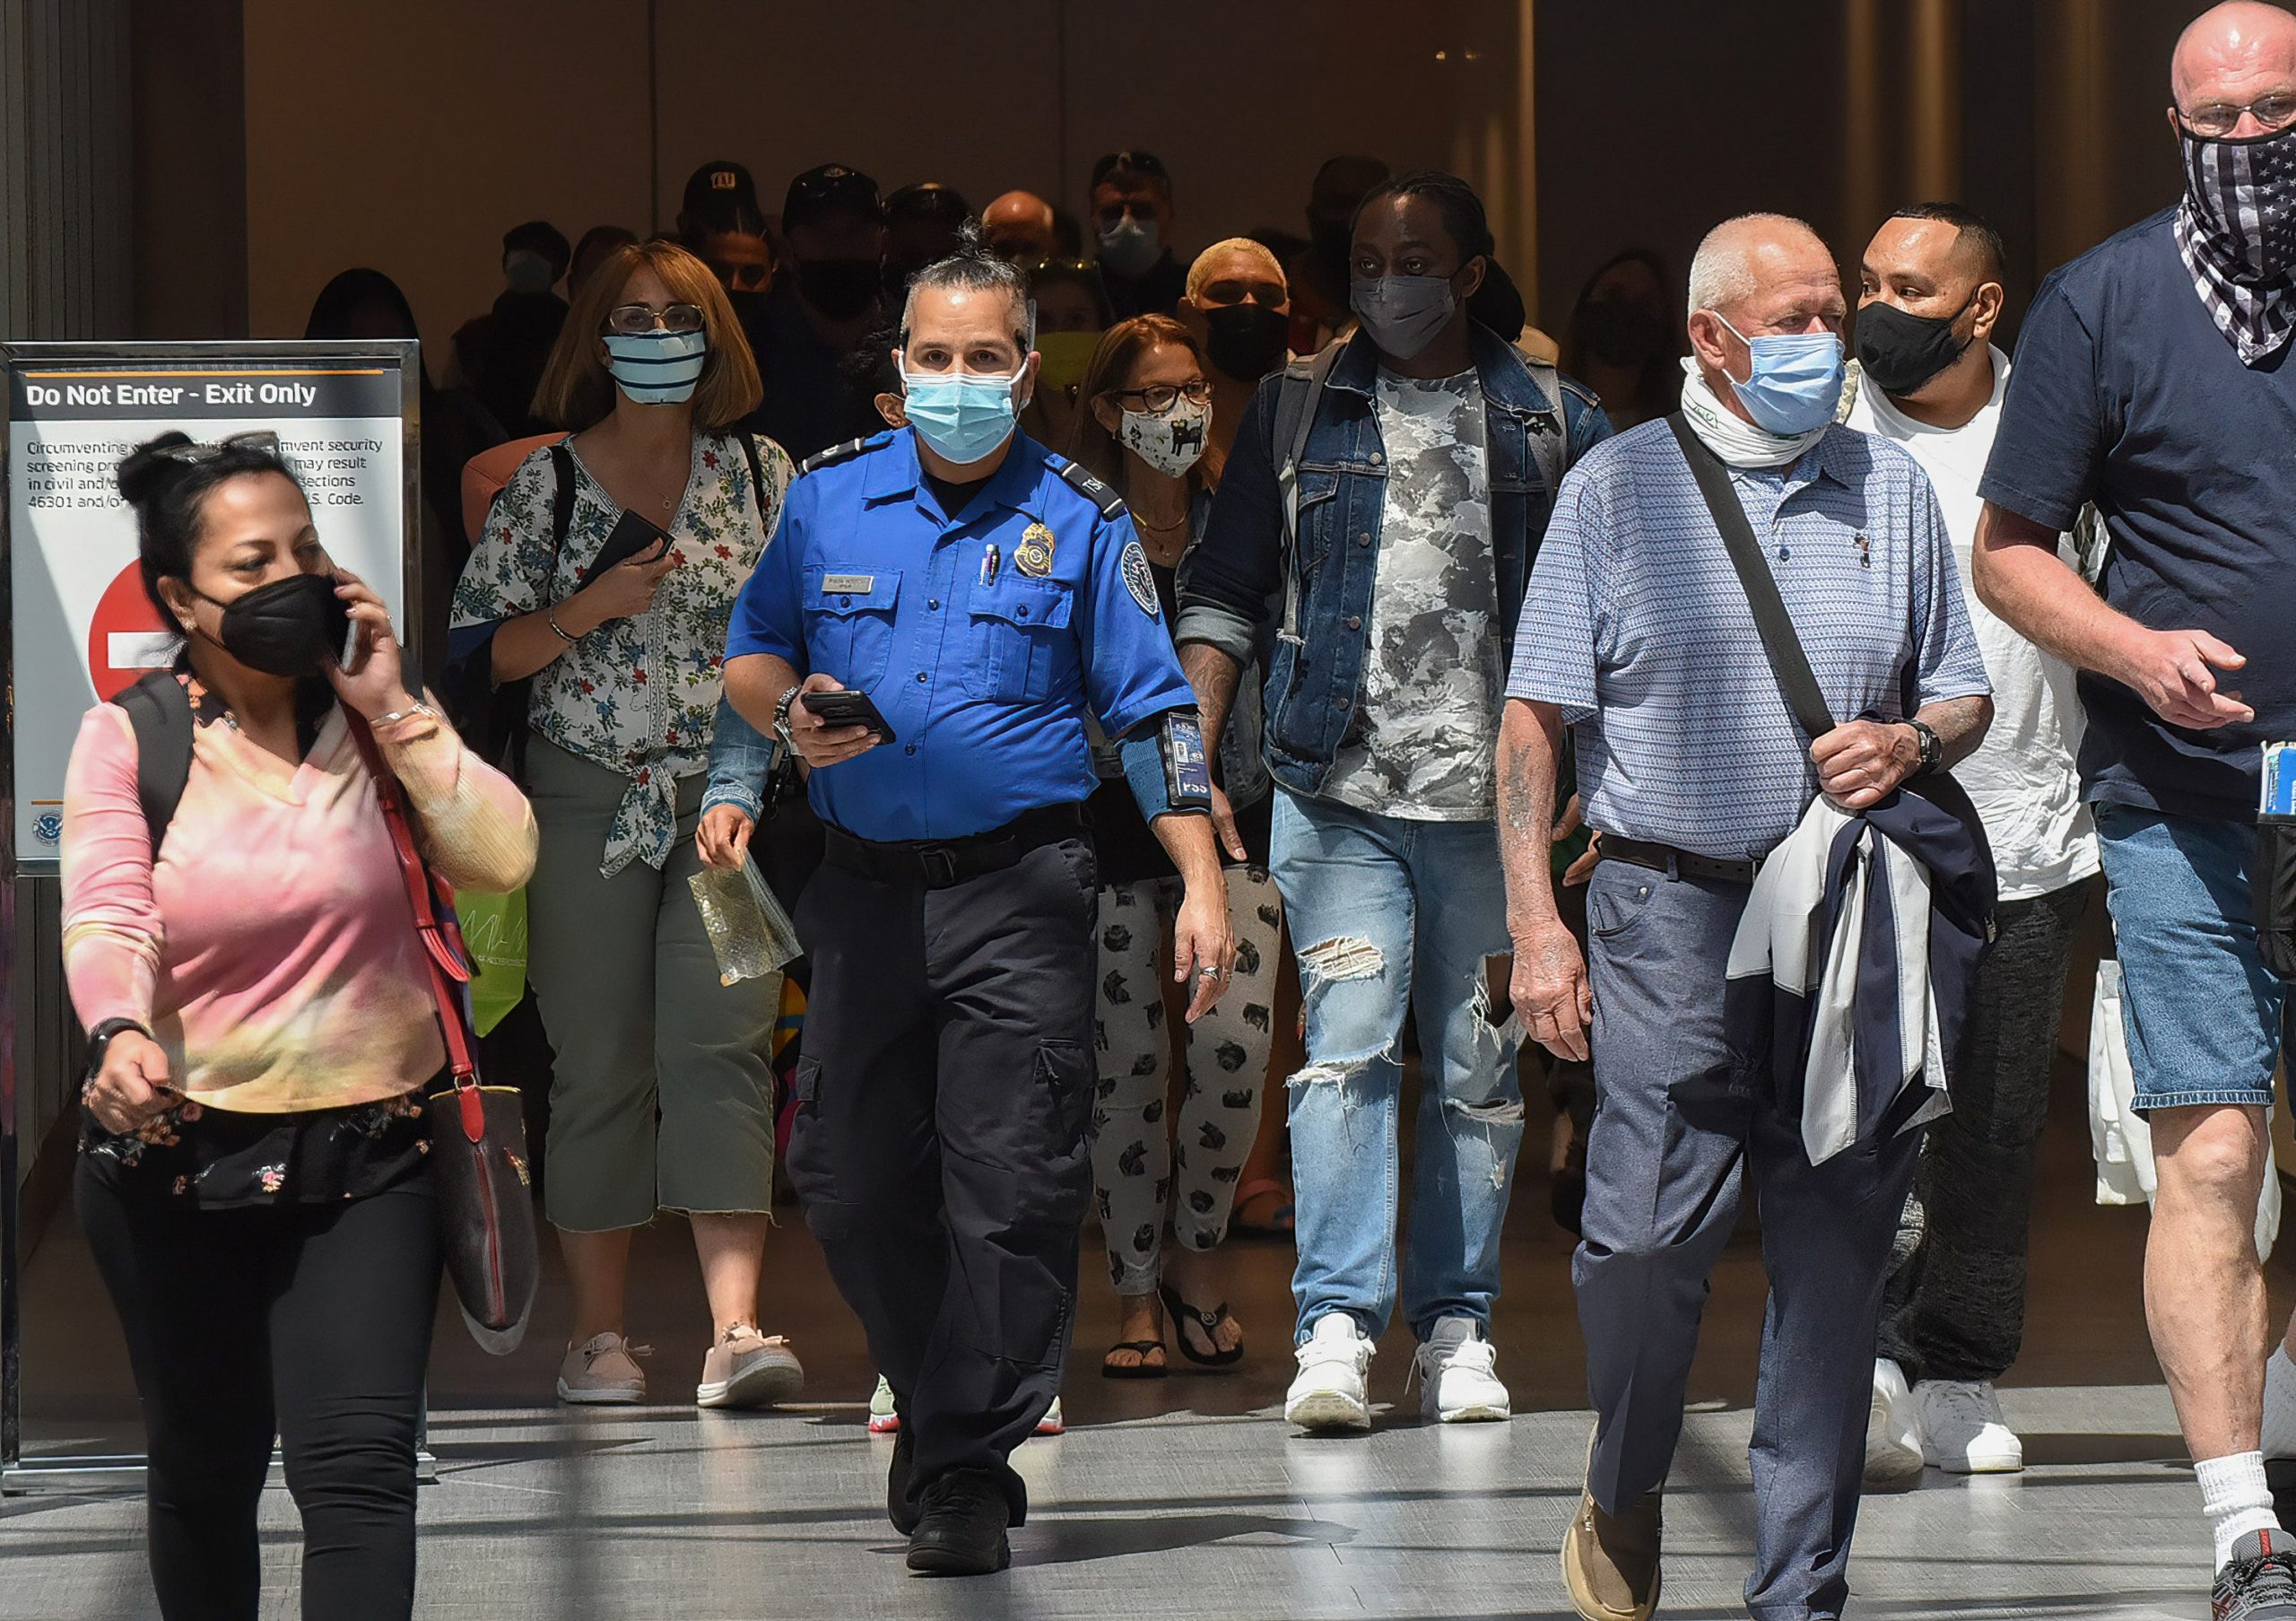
[2113,625,2253,731]
[787,672,883,769]
[574,546,680,626]
[1509,915,1592,1063]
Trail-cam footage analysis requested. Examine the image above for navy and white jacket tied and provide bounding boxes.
[1726,780,1996,1165]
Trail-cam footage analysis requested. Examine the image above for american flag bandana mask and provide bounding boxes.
[2176,122,2296,364]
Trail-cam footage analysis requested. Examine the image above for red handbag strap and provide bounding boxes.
[344,710,486,1128]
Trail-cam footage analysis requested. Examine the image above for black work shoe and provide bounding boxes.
[887,1425,919,1536]
[2217,1529,2296,1619]
[905,1470,1012,1576]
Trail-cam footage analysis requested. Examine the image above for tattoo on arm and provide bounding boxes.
[1179,643,1242,745]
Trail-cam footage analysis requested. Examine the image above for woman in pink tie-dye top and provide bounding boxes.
[64,431,535,1621]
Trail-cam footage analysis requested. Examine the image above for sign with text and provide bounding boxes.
[3,342,418,868]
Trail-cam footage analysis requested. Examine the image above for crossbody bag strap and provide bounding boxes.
[1665,413,1837,741]
[342,710,487,1137]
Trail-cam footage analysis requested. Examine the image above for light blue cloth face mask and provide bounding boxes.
[603,329,709,405]
[900,360,1024,466]
[1715,316,1845,435]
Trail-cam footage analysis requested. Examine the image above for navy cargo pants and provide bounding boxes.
[788,825,1098,1524]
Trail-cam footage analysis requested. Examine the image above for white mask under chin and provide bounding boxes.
[1119,397,1209,478]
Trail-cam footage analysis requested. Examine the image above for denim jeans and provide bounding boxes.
[1269,789,1524,1344]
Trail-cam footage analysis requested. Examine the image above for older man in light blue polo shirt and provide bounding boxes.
[1496,213,1992,1621]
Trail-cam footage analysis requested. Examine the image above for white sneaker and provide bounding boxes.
[1913,1379,2023,1473]
[1412,1317,1510,1423]
[1285,1314,1373,1432]
[1864,1357,1925,1484]
[1036,1396,1065,1436]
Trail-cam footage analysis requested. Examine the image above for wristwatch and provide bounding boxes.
[1907,719,1944,778]
[84,1017,150,1082]
[772,685,804,755]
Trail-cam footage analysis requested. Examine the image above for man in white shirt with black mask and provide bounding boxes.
[1845,202,2100,1484]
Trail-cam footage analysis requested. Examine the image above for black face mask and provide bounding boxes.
[1203,302,1292,382]
[797,258,882,322]
[196,572,350,678]
[1577,296,1669,369]
[1855,292,1979,397]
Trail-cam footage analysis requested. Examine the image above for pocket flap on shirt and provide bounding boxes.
[969,574,1073,631]
[809,566,901,615]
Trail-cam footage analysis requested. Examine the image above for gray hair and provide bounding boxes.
[896,239,1036,357]
[1686,212,1824,317]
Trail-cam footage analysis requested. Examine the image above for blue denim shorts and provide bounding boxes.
[2094,804,2288,1112]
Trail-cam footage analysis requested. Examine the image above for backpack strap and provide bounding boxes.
[546,441,577,569]
[110,670,196,858]
[738,432,769,527]
[1272,338,1349,647]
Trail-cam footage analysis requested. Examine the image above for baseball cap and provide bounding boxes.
[784,165,884,232]
[682,160,759,223]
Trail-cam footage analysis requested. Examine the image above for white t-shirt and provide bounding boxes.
[1321,367,1502,820]
[1847,346,2100,901]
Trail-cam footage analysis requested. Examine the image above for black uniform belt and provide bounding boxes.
[822,803,1087,890]
[1599,834,1761,887]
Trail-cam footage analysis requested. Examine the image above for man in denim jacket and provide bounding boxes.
[1174,171,1610,1432]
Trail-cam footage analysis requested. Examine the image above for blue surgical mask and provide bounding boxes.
[1098,214,1162,279]
[900,360,1024,465]
[603,329,708,405]
[1715,316,1844,435]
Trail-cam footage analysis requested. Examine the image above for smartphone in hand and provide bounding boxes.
[802,688,898,744]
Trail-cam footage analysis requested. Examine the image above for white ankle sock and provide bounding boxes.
[2197,1451,2282,1571]
[2263,1346,2296,1463]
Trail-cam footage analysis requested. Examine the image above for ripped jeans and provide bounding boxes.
[1269,789,1525,1345]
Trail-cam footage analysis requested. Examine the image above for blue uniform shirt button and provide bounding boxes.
[928,598,941,611]
[840,596,853,607]
[904,744,917,755]
[915,671,928,683]
[1017,606,1029,619]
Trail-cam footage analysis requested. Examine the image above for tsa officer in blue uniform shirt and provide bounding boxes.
[724,238,1234,1577]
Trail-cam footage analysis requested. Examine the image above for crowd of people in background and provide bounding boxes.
[54,4,2296,1617]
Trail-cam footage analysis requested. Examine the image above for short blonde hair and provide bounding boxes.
[533,240,762,432]
[1186,237,1287,301]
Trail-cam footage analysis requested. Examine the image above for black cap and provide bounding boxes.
[1090,150,1172,192]
[501,220,570,275]
[784,164,883,232]
[885,181,974,227]
[683,160,758,222]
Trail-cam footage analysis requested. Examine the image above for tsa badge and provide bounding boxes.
[2265,741,2296,822]
[1015,521,1056,578]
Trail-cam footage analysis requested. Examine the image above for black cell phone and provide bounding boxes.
[579,509,671,586]
[802,688,898,744]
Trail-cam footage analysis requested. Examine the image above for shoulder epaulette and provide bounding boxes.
[799,436,874,476]
[1049,454,1127,520]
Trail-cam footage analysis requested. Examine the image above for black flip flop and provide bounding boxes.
[1100,1339,1169,1380]
[1158,1283,1245,1369]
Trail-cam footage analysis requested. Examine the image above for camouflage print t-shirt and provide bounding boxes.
[1321,367,1500,821]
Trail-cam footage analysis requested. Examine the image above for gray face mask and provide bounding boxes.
[503,248,556,294]
[1351,274,1457,361]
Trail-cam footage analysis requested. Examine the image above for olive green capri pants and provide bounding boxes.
[524,740,779,1232]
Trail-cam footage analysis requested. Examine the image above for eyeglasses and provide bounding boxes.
[605,302,706,335]
[2179,93,2296,138]
[152,430,282,464]
[1109,379,1211,414]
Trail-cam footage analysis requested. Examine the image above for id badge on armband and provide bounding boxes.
[2264,742,2296,823]
[1165,714,1214,810]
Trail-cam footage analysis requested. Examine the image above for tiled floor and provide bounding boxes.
[2,1068,2278,1619]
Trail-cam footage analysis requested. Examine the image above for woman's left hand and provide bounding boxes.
[326,571,418,720]
[696,806,755,870]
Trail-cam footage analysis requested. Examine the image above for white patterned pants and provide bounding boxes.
[1089,866,1283,1295]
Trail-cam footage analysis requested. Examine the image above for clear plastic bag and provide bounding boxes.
[688,857,803,985]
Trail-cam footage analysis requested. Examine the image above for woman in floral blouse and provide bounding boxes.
[450,240,800,1410]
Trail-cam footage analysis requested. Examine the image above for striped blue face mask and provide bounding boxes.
[603,329,709,405]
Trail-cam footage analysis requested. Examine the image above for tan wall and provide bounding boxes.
[240,2,1521,359]
[241,0,651,353]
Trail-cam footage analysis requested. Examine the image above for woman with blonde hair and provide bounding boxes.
[451,240,798,1408]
